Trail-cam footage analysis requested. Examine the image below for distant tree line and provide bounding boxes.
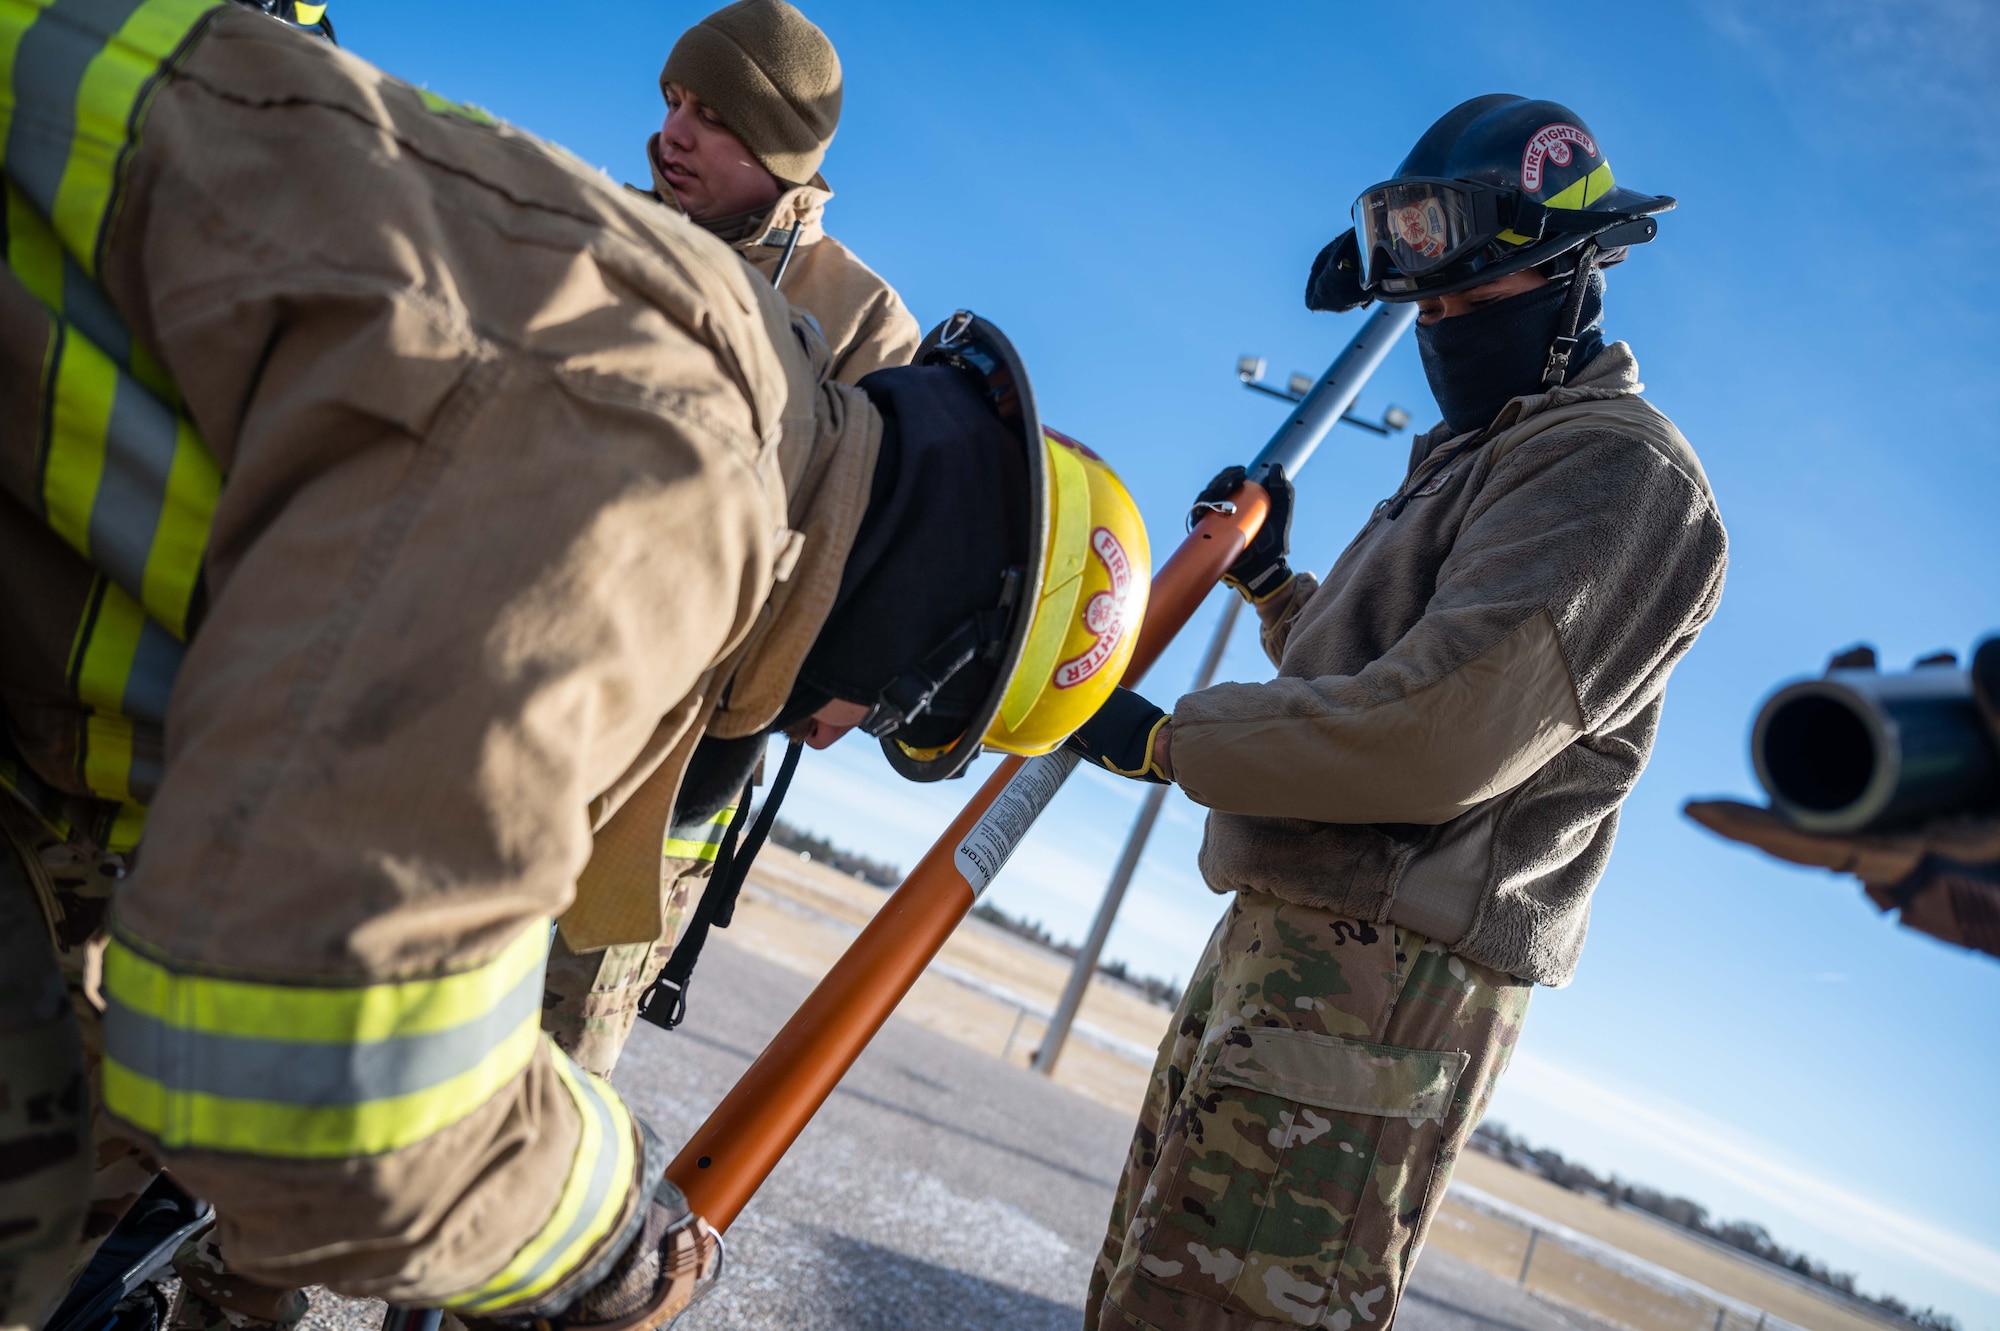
[767,819,903,888]
[763,819,1186,1008]
[968,902,1183,1008]
[1469,1123,1959,1331]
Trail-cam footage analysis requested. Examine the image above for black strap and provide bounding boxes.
[770,222,803,289]
[1540,240,1601,389]
[636,738,805,1031]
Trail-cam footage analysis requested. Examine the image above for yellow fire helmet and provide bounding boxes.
[878,311,1150,782]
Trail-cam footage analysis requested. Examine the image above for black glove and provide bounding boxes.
[1065,687,1170,783]
[1190,461,1295,602]
[1305,228,1370,314]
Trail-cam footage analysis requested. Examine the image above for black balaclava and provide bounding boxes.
[772,363,1031,749]
[1415,266,1605,438]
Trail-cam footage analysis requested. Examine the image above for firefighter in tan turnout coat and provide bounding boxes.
[543,0,924,1079]
[0,4,1146,1329]
[1064,96,1729,1330]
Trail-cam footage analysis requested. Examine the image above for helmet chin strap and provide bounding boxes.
[1541,240,1602,390]
[856,566,1021,740]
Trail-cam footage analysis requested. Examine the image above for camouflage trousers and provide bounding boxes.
[0,801,304,1331]
[541,856,706,1079]
[0,805,90,1331]
[1086,894,1530,1331]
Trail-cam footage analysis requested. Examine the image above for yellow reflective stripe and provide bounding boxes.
[451,1054,637,1312]
[141,413,216,635]
[105,918,549,1042]
[34,281,215,643]
[291,1,323,22]
[414,86,496,126]
[51,0,222,278]
[1494,227,1535,246]
[1545,160,1615,211]
[662,804,734,863]
[99,923,552,1157]
[101,1014,542,1157]
[11,169,180,429]
[4,0,223,820]
[0,0,30,149]
[73,578,144,712]
[999,435,1092,731]
[42,322,115,557]
[80,708,134,802]
[67,573,175,805]
[106,800,144,851]
[6,184,61,307]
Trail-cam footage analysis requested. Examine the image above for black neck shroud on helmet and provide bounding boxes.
[777,364,1031,751]
[1415,266,1604,439]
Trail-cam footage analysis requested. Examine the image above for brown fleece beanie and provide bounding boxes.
[661,0,842,186]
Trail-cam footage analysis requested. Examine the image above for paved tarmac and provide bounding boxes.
[622,940,1602,1331]
[301,938,1602,1331]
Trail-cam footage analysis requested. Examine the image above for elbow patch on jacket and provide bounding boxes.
[1174,610,1584,825]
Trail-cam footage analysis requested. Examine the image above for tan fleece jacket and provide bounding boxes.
[0,10,876,1303]
[643,134,921,384]
[1173,344,1727,986]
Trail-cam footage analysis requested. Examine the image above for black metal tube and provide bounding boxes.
[1752,666,2000,832]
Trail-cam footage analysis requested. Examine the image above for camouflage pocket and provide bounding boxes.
[1129,1027,1467,1328]
[1212,1028,1467,1121]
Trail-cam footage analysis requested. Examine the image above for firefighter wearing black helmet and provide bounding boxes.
[1071,96,1730,1331]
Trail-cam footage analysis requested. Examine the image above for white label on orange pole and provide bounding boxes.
[953,751,1080,896]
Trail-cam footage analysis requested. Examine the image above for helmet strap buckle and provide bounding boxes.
[1541,334,1581,388]
[857,580,1018,741]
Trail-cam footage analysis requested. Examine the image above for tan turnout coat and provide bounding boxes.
[643,135,921,385]
[0,10,878,1303]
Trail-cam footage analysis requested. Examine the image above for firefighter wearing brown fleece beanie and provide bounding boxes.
[661,0,842,187]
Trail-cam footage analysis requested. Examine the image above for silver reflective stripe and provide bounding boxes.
[126,719,163,804]
[6,0,150,220]
[89,371,181,594]
[122,617,181,723]
[101,960,544,1105]
[63,252,132,367]
[470,1068,626,1309]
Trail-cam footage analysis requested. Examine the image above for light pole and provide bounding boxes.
[1238,356,1410,435]
[1032,323,1417,1077]
[1030,593,1240,1075]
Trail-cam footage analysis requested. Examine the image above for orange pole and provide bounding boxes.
[666,484,1271,1230]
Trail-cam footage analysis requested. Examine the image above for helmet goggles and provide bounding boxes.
[1353,177,1531,295]
[1353,175,1666,298]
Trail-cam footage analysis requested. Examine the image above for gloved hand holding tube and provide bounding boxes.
[1071,462,1307,785]
[1066,687,1173,782]
[1193,462,1296,604]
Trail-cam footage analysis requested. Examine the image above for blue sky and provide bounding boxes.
[337,2,2000,1322]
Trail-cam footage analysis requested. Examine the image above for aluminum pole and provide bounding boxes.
[1252,302,1416,477]
[1032,594,1242,1076]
